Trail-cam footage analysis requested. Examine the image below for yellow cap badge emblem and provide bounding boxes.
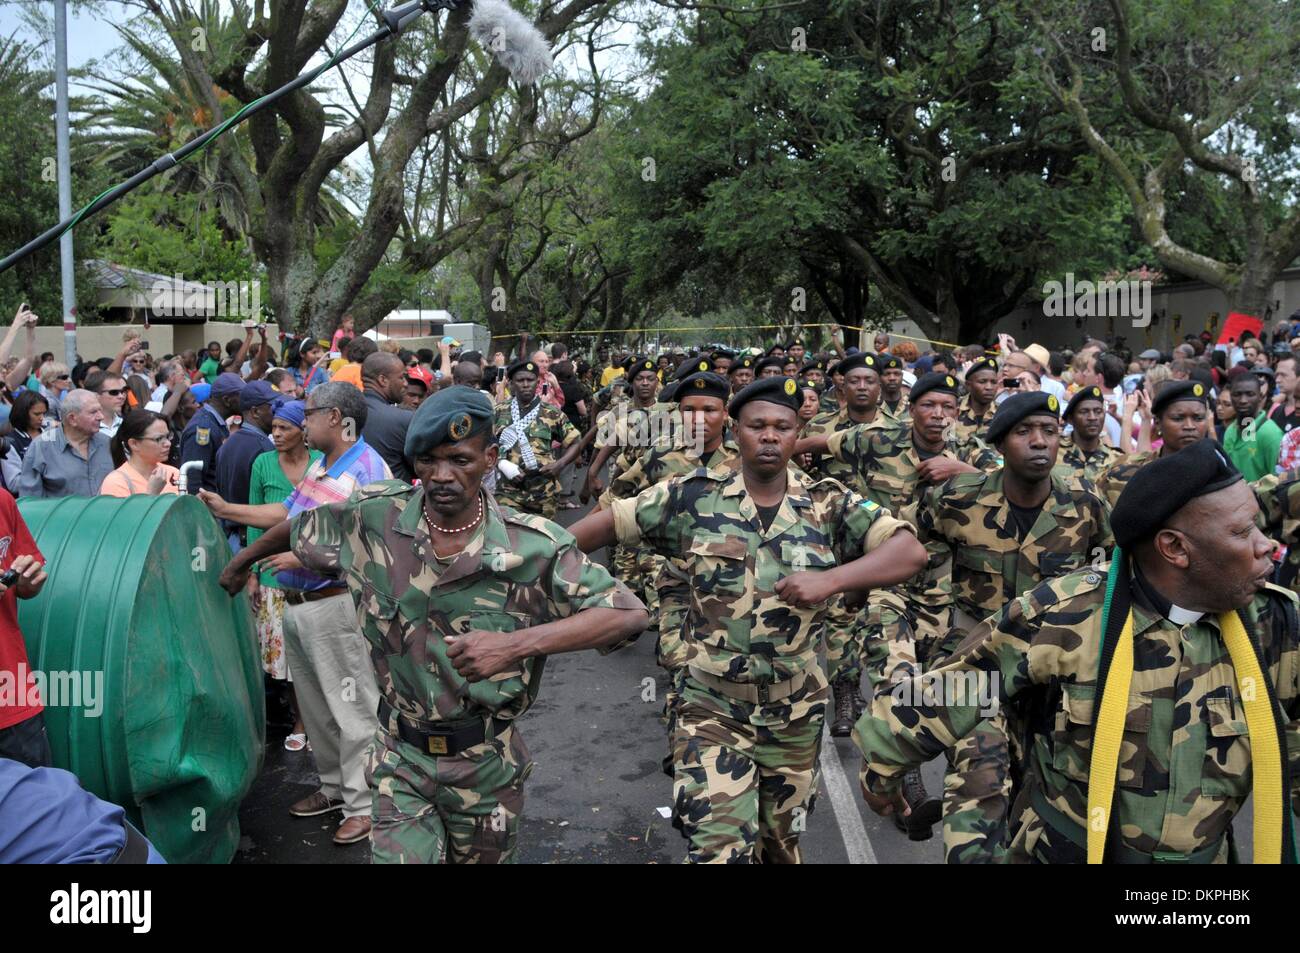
[783,379,797,396]
[698,361,709,372]
[1048,395,1059,412]
[1193,383,1204,396]
[945,376,955,388]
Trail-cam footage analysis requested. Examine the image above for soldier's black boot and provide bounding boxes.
[830,676,856,737]
[891,767,942,841]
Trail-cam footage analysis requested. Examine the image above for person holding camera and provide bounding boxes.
[0,486,49,766]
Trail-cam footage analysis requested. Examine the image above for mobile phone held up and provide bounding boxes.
[1002,378,1020,389]
[0,567,19,588]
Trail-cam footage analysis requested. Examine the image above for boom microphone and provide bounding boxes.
[468,0,554,85]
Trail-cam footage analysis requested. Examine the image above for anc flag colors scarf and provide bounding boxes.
[1088,549,1296,864]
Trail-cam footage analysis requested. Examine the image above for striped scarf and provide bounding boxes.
[500,397,541,471]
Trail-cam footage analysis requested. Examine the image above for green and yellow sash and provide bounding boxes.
[1088,550,1296,864]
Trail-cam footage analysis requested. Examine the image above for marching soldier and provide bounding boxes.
[728,354,756,396]
[571,376,927,863]
[878,354,907,421]
[755,356,785,380]
[1054,385,1122,483]
[953,356,998,443]
[218,387,648,863]
[493,359,583,519]
[1096,380,1212,507]
[857,439,1300,864]
[899,392,1113,861]
[795,372,1001,838]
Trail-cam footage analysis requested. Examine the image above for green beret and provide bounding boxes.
[674,371,730,403]
[909,371,960,402]
[1151,379,1210,417]
[405,385,495,457]
[986,391,1061,445]
[728,355,755,375]
[728,376,803,419]
[507,359,538,379]
[1063,385,1106,421]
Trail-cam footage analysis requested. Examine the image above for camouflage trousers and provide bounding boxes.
[495,475,559,521]
[823,595,865,683]
[635,550,664,629]
[366,724,533,864]
[672,680,824,864]
[859,588,952,699]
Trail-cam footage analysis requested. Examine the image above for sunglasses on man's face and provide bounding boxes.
[56,375,70,381]
[99,388,126,397]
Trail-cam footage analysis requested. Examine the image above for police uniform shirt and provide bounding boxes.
[179,403,231,494]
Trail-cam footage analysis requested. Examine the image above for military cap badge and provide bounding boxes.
[1193,383,1204,396]
[694,378,707,389]
[449,413,472,440]
[945,375,955,388]
[1047,395,1059,412]
[698,360,709,372]
[783,378,797,396]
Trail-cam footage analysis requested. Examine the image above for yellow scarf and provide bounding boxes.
[1087,602,1287,863]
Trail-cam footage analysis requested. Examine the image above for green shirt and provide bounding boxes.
[247,448,322,588]
[199,357,221,384]
[1223,412,1282,482]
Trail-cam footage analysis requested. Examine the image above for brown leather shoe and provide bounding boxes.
[289,790,344,818]
[333,815,371,845]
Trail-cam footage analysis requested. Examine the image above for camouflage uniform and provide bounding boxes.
[856,567,1300,863]
[879,396,907,424]
[292,485,642,864]
[953,395,994,444]
[609,464,912,863]
[818,389,842,416]
[1252,469,1300,594]
[823,421,1002,696]
[802,407,890,686]
[902,469,1113,862]
[1053,435,1123,485]
[1095,450,1155,509]
[492,397,580,519]
[603,436,742,748]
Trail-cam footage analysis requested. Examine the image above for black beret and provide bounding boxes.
[1151,379,1210,417]
[755,356,786,375]
[800,359,826,374]
[728,376,803,418]
[674,371,731,403]
[878,354,903,371]
[1064,385,1106,421]
[1111,438,1242,548]
[507,359,539,379]
[628,358,659,380]
[835,352,878,376]
[965,356,999,378]
[986,391,1062,445]
[405,385,495,457]
[787,338,805,349]
[728,355,756,375]
[909,371,961,402]
[621,354,645,373]
[673,356,715,381]
[711,349,736,361]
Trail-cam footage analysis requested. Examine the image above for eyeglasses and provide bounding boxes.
[55,375,70,381]
[303,406,335,416]
[136,434,172,445]
[99,388,126,397]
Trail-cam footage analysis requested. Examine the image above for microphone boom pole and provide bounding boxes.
[0,0,464,276]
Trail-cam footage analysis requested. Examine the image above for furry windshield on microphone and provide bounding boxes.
[468,0,554,85]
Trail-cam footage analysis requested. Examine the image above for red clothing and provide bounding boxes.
[0,489,43,729]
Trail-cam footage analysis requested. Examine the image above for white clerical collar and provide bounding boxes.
[1167,603,1205,626]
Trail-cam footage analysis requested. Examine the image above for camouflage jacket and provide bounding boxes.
[1052,435,1123,485]
[292,484,643,724]
[879,397,907,423]
[493,397,580,472]
[1251,470,1300,594]
[904,469,1113,624]
[802,406,889,493]
[855,567,1300,863]
[1096,450,1155,509]
[609,464,911,691]
[597,398,676,493]
[601,433,741,506]
[818,389,842,416]
[825,421,1002,604]
[953,395,994,445]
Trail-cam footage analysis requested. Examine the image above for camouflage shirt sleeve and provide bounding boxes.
[553,409,580,450]
[822,480,915,564]
[853,584,1042,796]
[609,477,680,552]
[290,500,351,577]
[958,435,1002,471]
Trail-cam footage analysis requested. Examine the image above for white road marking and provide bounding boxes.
[818,725,877,864]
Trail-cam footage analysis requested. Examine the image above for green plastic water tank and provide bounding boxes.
[18,493,264,864]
